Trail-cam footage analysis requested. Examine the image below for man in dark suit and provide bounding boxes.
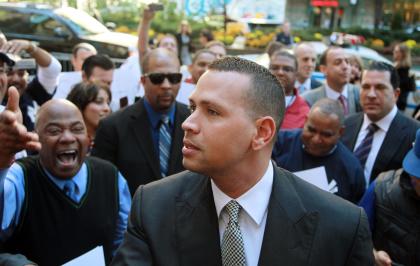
[112,57,374,265]
[341,61,420,185]
[294,42,322,94]
[92,48,190,195]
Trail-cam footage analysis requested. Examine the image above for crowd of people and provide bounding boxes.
[0,8,419,266]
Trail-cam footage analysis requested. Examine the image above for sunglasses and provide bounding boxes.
[145,73,182,85]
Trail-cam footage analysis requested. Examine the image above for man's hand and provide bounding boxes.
[374,249,392,266]
[143,7,156,22]
[0,87,41,168]
[0,39,36,55]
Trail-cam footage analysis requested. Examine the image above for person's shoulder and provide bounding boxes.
[101,100,143,125]
[395,111,420,128]
[176,101,190,116]
[276,166,362,216]
[301,86,325,102]
[344,112,363,125]
[86,156,118,169]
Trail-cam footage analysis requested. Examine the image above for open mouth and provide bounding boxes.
[57,150,78,165]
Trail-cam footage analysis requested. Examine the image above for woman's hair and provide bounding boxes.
[67,81,111,112]
[395,43,412,68]
[200,29,214,42]
[179,20,191,34]
[349,54,364,72]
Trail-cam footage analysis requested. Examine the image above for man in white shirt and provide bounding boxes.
[294,42,322,94]
[341,61,420,185]
[302,46,361,116]
[112,56,374,266]
[54,43,97,99]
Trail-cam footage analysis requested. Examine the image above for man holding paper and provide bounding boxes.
[272,98,366,203]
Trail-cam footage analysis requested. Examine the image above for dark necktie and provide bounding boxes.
[159,115,171,176]
[338,95,349,115]
[221,200,246,266]
[354,123,379,168]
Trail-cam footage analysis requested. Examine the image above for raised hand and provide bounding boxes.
[0,86,41,168]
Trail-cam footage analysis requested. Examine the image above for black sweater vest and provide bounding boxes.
[3,156,119,266]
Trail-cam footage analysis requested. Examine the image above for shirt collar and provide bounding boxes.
[295,78,311,91]
[143,98,176,129]
[325,83,348,99]
[43,162,87,192]
[362,105,398,132]
[211,162,273,226]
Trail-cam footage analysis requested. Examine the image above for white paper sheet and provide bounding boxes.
[294,166,330,192]
[62,246,105,266]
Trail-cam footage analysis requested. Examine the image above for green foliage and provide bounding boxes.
[391,12,403,30]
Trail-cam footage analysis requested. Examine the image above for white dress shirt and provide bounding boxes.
[325,83,348,101]
[295,78,311,94]
[211,162,273,266]
[354,105,398,185]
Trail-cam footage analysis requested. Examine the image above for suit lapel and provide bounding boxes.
[168,103,186,174]
[175,175,222,266]
[258,167,318,266]
[130,100,161,178]
[371,112,405,182]
[344,114,363,150]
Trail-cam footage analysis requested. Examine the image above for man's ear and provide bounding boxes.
[394,88,401,100]
[338,125,345,137]
[319,64,327,75]
[81,71,88,81]
[140,76,146,86]
[251,116,276,150]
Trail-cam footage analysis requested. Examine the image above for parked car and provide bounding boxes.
[0,3,137,59]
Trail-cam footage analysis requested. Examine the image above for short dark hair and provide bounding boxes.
[200,29,214,42]
[265,41,284,57]
[208,56,285,131]
[311,98,344,126]
[72,43,97,57]
[319,46,341,66]
[141,48,180,74]
[67,81,111,112]
[81,55,114,79]
[191,49,215,64]
[270,50,298,70]
[365,61,399,90]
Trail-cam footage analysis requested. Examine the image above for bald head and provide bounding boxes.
[141,48,180,74]
[35,99,84,131]
[294,43,317,82]
[36,99,89,179]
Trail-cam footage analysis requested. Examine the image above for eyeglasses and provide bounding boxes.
[145,73,182,85]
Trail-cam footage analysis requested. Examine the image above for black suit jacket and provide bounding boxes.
[341,111,420,183]
[91,99,190,195]
[111,166,374,266]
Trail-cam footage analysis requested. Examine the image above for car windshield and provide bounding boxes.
[54,7,108,36]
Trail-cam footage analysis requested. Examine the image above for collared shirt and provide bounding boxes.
[325,83,348,100]
[354,105,398,184]
[212,162,273,266]
[295,78,311,94]
[143,98,176,156]
[0,162,131,254]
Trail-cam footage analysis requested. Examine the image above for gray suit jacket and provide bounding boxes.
[341,111,420,183]
[111,166,374,266]
[302,83,362,115]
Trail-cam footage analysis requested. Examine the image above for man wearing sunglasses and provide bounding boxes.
[92,48,190,195]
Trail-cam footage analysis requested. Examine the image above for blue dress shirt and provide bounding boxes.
[143,98,176,156]
[0,162,131,255]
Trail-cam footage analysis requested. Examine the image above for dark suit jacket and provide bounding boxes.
[111,166,374,266]
[91,99,190,195]
[341,111,420,183]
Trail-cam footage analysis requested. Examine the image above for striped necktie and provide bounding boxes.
[159,115,171,176]
[221,200,246,266]
[354,123,379,168]
[338,94,349,115]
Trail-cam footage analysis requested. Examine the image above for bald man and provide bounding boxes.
[294,43,322,94]
[0,89,131,265]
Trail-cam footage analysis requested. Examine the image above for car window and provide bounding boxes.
[0,9,35,35]
[54,7,108,36]
[30,14,71,38]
